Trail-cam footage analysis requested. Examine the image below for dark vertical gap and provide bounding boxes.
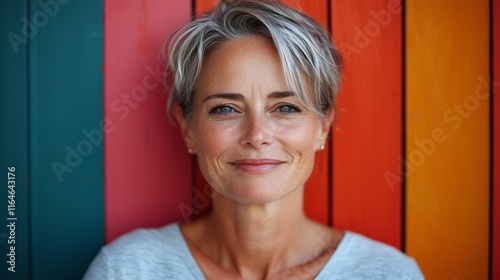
[327,0,333,228]
[401,0,407,253]
[26,0,32,278]
[488,0,493,278]
[101,0,107,244]
[191,0,196,18]
[326,0,332,35]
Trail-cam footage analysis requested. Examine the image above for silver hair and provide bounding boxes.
[164,0,342,119]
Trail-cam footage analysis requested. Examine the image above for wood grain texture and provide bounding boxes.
[282,0,328,29]
[196,0,219,15]
[493,0,500,278]
[406,0,490,278]
[330,0,403,249]
[28,0,105,278]
[104,0,192,242]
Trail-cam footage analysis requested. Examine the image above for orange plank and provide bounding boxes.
[194,0,330,225]
[330,0,403,249]
[104,0,193,242]
[406,0,490,278]
[492,0,500,278]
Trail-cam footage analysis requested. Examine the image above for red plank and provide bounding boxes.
[282,0,330,225]
[330,0,402,248]
[193,0,217,219]
[281,0,328,29]
[194,0,330,225]
[493,0,500,277]
[104,0,193,242]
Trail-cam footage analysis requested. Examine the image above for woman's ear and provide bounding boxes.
[316,109,335,151]
[174,103,196,154]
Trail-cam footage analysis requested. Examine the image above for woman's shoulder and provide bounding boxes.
[340,231,411,260]
[317,231,424,279]
[104,222,183,253]
[83,222,203,280]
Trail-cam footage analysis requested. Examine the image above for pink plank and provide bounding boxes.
[104,0,193,242]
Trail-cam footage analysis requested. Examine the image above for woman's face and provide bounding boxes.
[179,35,331,204]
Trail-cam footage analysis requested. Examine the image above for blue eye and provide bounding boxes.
[210,105,234,114]
[277,104,300,113]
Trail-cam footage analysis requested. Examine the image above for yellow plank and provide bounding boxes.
[406,0,490,279]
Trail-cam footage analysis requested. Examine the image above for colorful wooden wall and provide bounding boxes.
[103,0,192,244]
[406,1,490,278]
[1,1,105,279]
[0,0,497,279]
[330,0,403,250]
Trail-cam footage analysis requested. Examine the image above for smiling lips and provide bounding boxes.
[230,159,284,173]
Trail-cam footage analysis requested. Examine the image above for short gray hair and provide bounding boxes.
[164,0,342,119]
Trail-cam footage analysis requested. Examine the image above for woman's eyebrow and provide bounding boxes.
[203,93,244,102]
[268,91,295,99]
[202,91,294,103]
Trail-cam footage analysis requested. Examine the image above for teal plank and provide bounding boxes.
[28,0,104,279]
[0,1,30,279]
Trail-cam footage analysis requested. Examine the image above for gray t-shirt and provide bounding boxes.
[83,223,424,279]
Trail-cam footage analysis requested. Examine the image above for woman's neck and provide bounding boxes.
[210,187,306,261]
[181,187,339,279]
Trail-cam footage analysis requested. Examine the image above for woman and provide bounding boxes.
[85,0,423,279]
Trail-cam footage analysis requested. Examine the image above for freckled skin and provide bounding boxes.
[181,35,329,204]
[177,35,341,279]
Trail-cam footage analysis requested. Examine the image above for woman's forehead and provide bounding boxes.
[196,36,290,94]
[203,36,279,69]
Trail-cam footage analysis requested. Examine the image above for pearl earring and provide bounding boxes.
[188,148,193,154]
[320,145,325,150]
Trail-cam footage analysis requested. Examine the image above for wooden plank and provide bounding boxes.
[282,0,328,29]
[192,0,215,219]
[196,0,219,15]
[28,0,104,279]
[492,0,500,278]
[194,0,330,225]
[283,0,329,225]
[330,0,403,248]
[104,0,193,242]
[406,0,490,278]
[0,1,30,279]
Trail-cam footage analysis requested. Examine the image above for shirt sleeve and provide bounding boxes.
[401,257,425,280]
[82,248,112,280]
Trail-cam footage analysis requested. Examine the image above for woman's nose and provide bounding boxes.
[240,112,273,149]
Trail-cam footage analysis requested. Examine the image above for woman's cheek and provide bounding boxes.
[276,119,319,149]
[196,121,235,154]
